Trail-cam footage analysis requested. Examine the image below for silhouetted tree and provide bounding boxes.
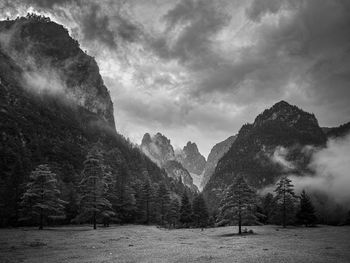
[20,164,66,230]
[296,190,317,226]
[219,174,256,234]
[274,176,296,228]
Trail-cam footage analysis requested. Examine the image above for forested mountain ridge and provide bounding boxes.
[322,122,350,139]
[0,15,191,227]
[203,101,328,211]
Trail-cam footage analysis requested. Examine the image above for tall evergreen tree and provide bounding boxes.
[157,183,170,225]
[296,190,317,226]
[168,199,180,228]
[180,192,192,227]
[192,194,209,228]
[261,193,277,224]
[20,164,66,230]
[219,174,256,234]
[274,176,296,228]
[141,179,154,224]
[74,146,114,229]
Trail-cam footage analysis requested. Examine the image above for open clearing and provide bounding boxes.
[0,225,350,263]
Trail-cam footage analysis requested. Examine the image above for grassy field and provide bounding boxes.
[0,225,350,263]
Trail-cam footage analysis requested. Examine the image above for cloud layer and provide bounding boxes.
[1,0,350,156]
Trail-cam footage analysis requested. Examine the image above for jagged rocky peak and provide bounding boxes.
[177,141,206,175]
[140,132,198,192]
[253,100,319,129]
[140,132,176,166]
[141,133,152,145]
[0,15,115,127]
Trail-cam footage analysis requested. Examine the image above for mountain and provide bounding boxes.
[200,135,237,189]
[140,133,198,192]
[203,101,327,211]
[0,15,190,226]
[176,141,206,189]
[322,122,350,138]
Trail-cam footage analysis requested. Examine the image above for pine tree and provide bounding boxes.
[157,183,170,225]
[180,192,192,227]
[167,199,180,228]
[261,193,277,224]
[75,146,114,229]
[141,179,154,224]
[274,176,297,228]
[20,164,66,230]
[219,174,256,235]
[192,194,209,228]
[296,190,317,227]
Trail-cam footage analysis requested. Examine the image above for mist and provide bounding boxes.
[260,133,350,223]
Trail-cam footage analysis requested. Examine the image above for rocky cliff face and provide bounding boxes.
[140,133,198,192]
[0,16,115,127]
[141,133,176,166]
[176,142,206,175]
[200,135,237,189]
[203,101,327,210]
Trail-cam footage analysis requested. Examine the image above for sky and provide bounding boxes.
[1,0,350,157]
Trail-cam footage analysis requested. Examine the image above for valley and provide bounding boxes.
[1,225,350,263]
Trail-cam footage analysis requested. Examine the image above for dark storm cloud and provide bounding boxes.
[199,0,350,109]
[0,0,141,49]
[151,0,230,67]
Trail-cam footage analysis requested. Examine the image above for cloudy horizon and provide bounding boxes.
[1,0,350,157]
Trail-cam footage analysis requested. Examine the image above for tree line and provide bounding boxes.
[19,144,210,230]
[15,142,350,231]
[217,175,320,234]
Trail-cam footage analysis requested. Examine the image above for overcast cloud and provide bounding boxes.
[1,0,350,156]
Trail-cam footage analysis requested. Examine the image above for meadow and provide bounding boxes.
[1,225,350,263]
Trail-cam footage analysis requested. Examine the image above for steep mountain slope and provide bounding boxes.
[140,133,198,192]
[323,122,350,138]
[176,141,206,189]
[203,101,327,210]
[0,15,189,226]
[200,135,237,189]
[176,142,206,175]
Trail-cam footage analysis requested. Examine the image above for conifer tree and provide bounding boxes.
[219,174,256,234]
[192,194,209,228]
[180,192,192,227]
[75,146,114,229]
[141,179,154,224]
[261,193,277,224]
[20,164,66,230]
[274,176,296,228]
[296,190,317,226]
[168,199,180,228]
[108,162,136,224]
[157,183,170,225]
